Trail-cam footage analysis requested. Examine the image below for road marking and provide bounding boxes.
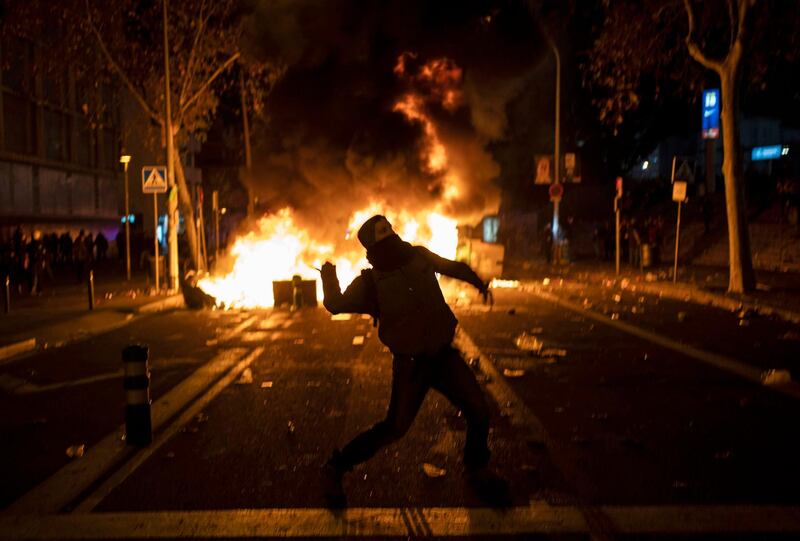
[456,328,615,540]
[218,315,259,342]
[454,329,546,445]
[0,338,37,362]
[5,348,250,514]
[532,288,800,401]
[74,347,265,512]
[3,503,800,538]
[0,371,122,394]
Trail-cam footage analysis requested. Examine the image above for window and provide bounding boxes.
[3,92,30,153]
[44,108,68,161]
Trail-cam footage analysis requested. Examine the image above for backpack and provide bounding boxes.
[364,248,457,356]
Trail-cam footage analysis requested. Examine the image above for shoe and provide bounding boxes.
[321,461,347,509]
[466,467,513,508]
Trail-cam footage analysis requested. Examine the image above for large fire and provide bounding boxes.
[198,54,478,309]
[197,206,458,309]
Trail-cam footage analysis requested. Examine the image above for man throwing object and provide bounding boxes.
[320,214,508,507]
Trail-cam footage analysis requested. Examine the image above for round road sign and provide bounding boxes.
[549,182,564,200]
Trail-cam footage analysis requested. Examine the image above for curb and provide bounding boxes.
[135,294,185,314]
[0,338,37,362]
[622,280,800,324]
[0,296,183,365]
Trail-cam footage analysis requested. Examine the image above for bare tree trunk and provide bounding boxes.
[719,63,755,293]
[684,0,756,293]
[172,150,202,271]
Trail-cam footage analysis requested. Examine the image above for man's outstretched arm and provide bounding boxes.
[416,247,487,292]
[321,261,371,314]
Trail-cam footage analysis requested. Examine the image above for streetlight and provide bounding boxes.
[120,154,132,281]
[544,35,562,262]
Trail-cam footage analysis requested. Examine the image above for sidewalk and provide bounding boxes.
[1,264,183,362]
[503,259,800,323]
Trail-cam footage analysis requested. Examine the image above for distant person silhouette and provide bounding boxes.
[320,214,508,507]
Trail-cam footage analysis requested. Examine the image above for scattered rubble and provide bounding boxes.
[422,463,447,478]
[514,332,543,354]
[761,369,792,385]
[236,368,253,385]
[65,444,85,458]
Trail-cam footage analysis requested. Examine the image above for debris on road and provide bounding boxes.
[293,338,305,345]
[514,332,543,353]
[677,311,688,322]
[422,463,447,478]
[541,348,567,357]
[260,381,273,388]
[502,368,525,378]
[236,368,253,385]
[65,444,85,458]
[542,277,551,286]
[761,369,792,386]
[287,421,296,435]
[352,335,365,346]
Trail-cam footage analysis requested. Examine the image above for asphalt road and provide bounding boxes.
[2,283,800,539]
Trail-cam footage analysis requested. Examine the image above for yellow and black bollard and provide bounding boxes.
[87,270,95,310]
[122,344,152,446]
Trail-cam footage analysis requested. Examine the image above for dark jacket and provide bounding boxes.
[323,246,484,356]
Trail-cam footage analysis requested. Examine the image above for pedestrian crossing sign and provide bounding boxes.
[142,166,168,194]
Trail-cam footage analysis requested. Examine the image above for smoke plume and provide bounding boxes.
[242,0,545,239]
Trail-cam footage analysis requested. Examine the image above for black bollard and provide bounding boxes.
[87,270,95,310]
[122,344,152,446]
[3,275,9,314]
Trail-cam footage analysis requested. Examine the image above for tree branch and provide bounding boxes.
[735,0,755,44]
[727,0,736,49]
[683,0,724,72]
[85,0,163,126]
[179,51,241,117]
[177,0,210,110]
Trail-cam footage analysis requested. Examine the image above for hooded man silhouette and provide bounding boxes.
[320,214,508,507]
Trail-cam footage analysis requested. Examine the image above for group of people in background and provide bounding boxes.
[592,216,665,268]
[0,227,109,295]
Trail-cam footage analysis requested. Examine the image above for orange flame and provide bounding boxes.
[198,206,458,309]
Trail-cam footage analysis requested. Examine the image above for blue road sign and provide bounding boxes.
[142,166,168,194]
[751,145,788,161]
[702,89,720,139]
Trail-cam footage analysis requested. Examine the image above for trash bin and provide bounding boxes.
[641,243,652,268]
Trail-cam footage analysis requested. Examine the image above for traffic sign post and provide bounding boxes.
[142,167,167,292]
[614,177,622,275]
[549,183,564,264]
[672,180,688,283]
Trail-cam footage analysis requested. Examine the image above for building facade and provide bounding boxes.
[0,34,122,242]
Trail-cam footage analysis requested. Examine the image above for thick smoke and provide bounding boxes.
[242,0,545,240]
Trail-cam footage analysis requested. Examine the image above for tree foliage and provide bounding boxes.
[2,0,282,269]
[585,0,800,131]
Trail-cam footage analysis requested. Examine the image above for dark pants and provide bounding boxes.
[333,345,491,472]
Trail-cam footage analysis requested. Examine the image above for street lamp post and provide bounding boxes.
[120,154,132,281]
[546,36,562,263]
